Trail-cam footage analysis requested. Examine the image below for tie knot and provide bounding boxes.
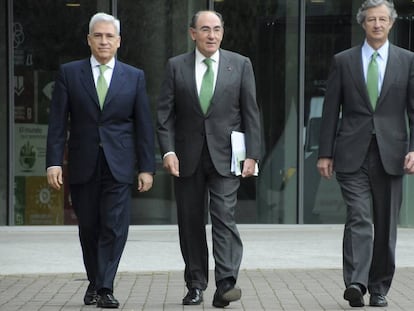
[99,64,108,74]
[204,58,212,68]
[371,51,378,61]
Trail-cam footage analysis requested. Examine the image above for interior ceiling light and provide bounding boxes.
[66,1,80,7]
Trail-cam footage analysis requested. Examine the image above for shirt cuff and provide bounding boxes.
[163,151,175,158]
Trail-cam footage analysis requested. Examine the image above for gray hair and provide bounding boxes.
[356,0,397,24]
[89,12,120,35]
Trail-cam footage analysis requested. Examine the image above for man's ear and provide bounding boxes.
[189,28,196,41]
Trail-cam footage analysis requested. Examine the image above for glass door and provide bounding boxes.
[214,0,300,223]
[12,0,110,225]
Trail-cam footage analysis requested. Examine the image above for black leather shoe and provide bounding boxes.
[96,293,120,308]
[370,294,388,307]
[343,284,364,307]
[83,286,97,305]
[182,288,203,305]
[213,280,241,308]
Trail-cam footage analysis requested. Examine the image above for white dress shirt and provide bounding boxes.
[90,56,115,87]
[195,48,219,95]
[362,40,389,94]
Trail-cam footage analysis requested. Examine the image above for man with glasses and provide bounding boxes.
[46,12,155,308]
[318,0,414,307]
[157,10,261,308]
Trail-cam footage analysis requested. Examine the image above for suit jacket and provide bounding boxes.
[157,49,261,177]
[318,44,414,175]
[46,58,155,184]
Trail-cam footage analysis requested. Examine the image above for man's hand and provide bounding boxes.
[317,157,334,179]
[241,158,257,178]
[137,172,154,192]
[163,153,179,177]
[47,166,63,190]
[404,151,414,174]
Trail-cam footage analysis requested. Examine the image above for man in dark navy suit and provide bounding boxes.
[46,12,155,308]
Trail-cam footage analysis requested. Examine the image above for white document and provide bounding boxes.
[230,131,259,176]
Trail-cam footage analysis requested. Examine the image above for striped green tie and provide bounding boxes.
[97,64,108,109]
[199,58,214,114]
[366,51,379,109]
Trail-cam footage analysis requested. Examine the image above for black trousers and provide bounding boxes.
[70,148,131,292]
[336,136,402,295]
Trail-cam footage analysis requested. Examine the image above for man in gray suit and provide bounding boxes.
[157,10,261,308]
[318,0,414,308]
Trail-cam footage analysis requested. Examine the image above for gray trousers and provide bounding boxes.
[174,142,243,290]
[336,136,402,295]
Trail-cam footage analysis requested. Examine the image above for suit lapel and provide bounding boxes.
[80,59,126,110]
[378,44,400,107]
[205,49,234,116]
[80,60,99,105]
[181,52,202,114]
[346,46,371,106]
[348,44,400,110]
[104,60,125,107]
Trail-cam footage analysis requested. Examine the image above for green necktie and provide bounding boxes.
[199,58,214,114]
[366,51,379,109]
[97,64,109,109]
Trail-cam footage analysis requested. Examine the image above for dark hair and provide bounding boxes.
[189,10,224,29]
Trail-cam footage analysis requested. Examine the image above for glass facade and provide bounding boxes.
[2,0,414,226]
[303,1,355,224]
[0,0,8,225]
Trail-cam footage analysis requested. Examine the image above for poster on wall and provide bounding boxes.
[14,66,34,123]
[14,175,64,225]
[14,123,64,225]
[25,176,64,225]
[14,123,47,176]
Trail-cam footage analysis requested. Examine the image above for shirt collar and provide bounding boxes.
[195,48,220,65]
[362,40,389,61]
[90,56,115,69]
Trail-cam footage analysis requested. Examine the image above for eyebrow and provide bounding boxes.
[199,25,222,29]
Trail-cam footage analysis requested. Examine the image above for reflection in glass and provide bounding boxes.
[215,1,299,223]
[12,0,101,225]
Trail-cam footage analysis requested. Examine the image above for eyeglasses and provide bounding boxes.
[196,26,223,35]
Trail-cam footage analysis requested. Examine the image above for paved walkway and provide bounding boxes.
[1,225,414,310]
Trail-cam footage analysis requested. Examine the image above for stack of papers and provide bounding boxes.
[230,131,259,176]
